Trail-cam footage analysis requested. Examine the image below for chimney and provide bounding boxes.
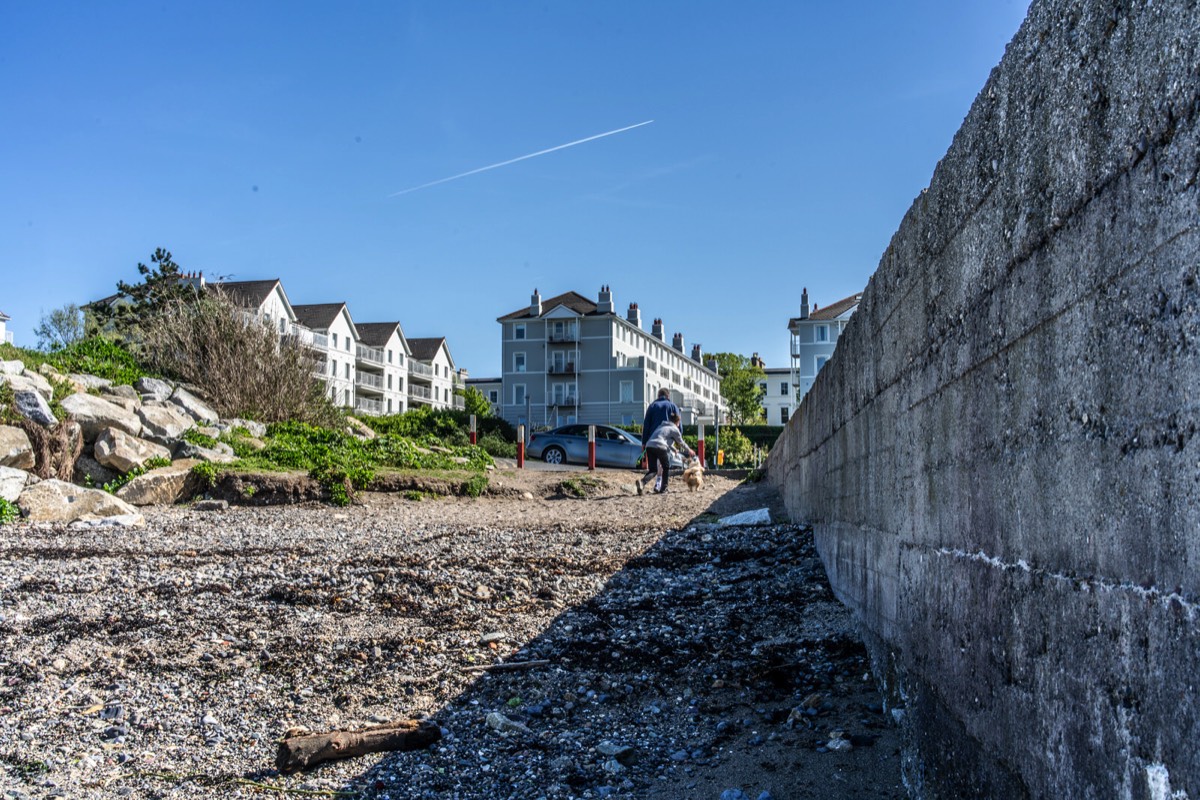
[626,302,642,328]
[691,343,702,362]
[800,287,810,320]
[706,358,718,373]
[672,332,684,352]
[750,352,765,368]
[530,288,542,317]
[597,284,614,314]
[651,318,665,340]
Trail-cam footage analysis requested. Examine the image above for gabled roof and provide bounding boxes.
[0,310,9,321]
[497,291,599,322]
[215,279,284,310]
[356,321,409,352]
[407,337,447,362]
[788,292,863,326]
[292,303,349,330]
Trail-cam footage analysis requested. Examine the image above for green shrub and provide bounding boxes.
[191,461,219,488]
[45,337,148,386]
[0,498,19,525]
[462,473,489,498]
[102,457,171,494]
[478,430,517,458]
[183,428,219,448]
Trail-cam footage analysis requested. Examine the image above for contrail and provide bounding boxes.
[387,120,654,197]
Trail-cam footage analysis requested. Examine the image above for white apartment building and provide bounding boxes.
[0,310,12,345]
[354,323,411,416]
[497,286,724,430]
[407,338,465,410]
[293,303,359,410]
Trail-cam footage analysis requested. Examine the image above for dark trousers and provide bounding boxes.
[642,447,671,492]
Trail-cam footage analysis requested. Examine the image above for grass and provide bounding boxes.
[0,498,19,525]
[0,338,149,386]
[102,457,172,494]
[558,476,604,499]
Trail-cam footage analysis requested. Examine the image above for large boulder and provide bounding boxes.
[0,465,29,502]
[69,374,112,391]
[219,418,267,438]
[101,384,141,403]
[168,387,219,424]
[59,393,142,440]
[137,404,195,441]
[172,440,237,464]
[93,427,171,474]
[136,377,174,403]
[0,425,34,470]
[0,360,24,376]
[116,459,201,506]
[1,372,53,402]
[12,388,56,427]
[17,479,141,524]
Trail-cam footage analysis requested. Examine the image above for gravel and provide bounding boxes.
[0,471,904,799]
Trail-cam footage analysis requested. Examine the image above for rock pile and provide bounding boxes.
[0,359,256,525]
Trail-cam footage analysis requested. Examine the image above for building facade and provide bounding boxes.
[407,337,465,410]
[0,310,12,345]
[788,288,862,403]
[497,287,724,430]
[465,377,503,415]
[758,365,796,426]
[354,323,411,416]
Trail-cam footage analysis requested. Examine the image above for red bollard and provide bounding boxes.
[517,424,525,469]
[587,425,596,471]
[697,423,706,464]
[469,414,477,445]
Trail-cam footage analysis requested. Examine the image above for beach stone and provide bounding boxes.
[136,377,173,402]
[137,404,195,441]
[168,387,218,424]
[0,465,29,502]
[94,427,171,473]
[116,460,201,506]
[60,393,142,440]
[0,425,35,469]
[73,454,119,488]
[12,387,56,427]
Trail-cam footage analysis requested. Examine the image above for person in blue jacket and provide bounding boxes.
[641,388,679,447]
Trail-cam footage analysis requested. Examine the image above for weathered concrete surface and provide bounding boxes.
[768,1,1199,798]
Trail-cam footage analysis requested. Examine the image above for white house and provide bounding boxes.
[354,322,411,416]
[757,364,796,425]
[407,337,464,411]
[293,303,359,409]
[0,310,12,345]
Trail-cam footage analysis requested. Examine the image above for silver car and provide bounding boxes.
[527,424,683,469]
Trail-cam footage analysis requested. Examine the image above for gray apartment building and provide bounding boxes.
[788,287,862,403]
[497,287,724,430]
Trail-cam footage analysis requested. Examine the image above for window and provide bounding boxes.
[514,323,526,340]
[514,352,526,373]
[780,408,789,424]
[387,374,393,389]
[514,384,526,405]
[816,325,829,343]
[816,355,829,372]
[346,338,351,352]
[488,390,499,403]
[760,382,767,393]
[330,358,337,376]
[387,399,392,413]
[620,381,633,403]
[387,350,392,363]
[332,332,338,348]
[344,363,350,379]
[780,382,788,396]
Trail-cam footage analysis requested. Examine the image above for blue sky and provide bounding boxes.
[0,1,1030,376]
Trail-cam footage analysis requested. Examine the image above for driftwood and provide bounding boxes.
[275,718,441,774]
[463,659,551,673]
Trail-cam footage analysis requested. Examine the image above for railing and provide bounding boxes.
[547,363,577,375]
[408,361,434,378]
[355,397,382,415]
[453,396,465,410]
[355,371,383,389]
[356,345,385,365]
[4,331,14,344]
[284,324,329,350]
[548,395,578,407]
[409,384,432,401]
[547,330,579,343]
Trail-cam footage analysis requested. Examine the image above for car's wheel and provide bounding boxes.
[543,446,566,465]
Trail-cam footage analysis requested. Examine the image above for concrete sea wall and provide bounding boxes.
[768,0,1199,797]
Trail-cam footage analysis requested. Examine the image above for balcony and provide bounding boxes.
[408,361,434,379]
[547,363,577,375]
[285,324,329,350]
[356,345,385,366]
[355,371,384,392]
[454,396,466,411]
[547,330,579,343]
[409,384,432,402]
[355,397,382,415]
[548,395,578,407]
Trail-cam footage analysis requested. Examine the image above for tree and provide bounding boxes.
[35,303,87,351]
[457,386,494,419]
[89,248,200,337]
[709,352,766,424]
